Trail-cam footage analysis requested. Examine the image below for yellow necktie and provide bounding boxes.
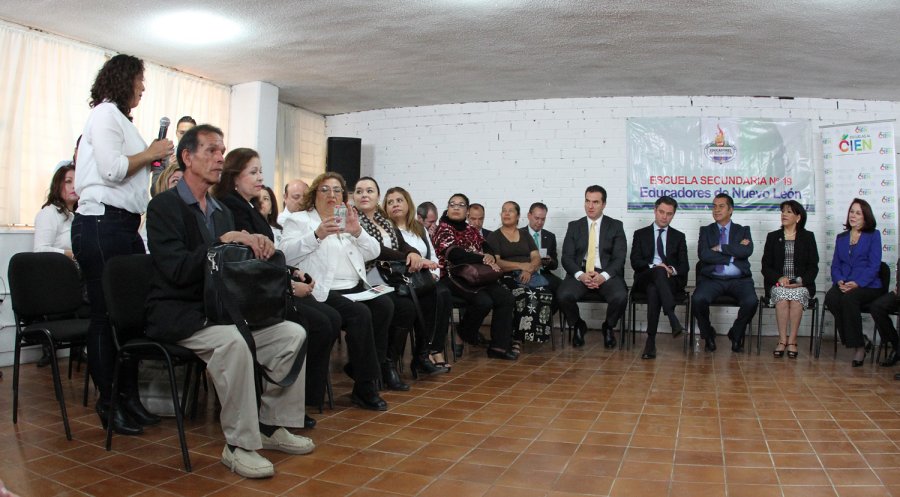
[585,221,597,273]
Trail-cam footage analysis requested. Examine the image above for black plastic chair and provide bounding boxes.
[627,288,691,352]
[755,293,819,357]
[558,286,628,349]
[817,262,890,360]
[103,254,204,472]
[690,262,754,354]
[8,252,90,440]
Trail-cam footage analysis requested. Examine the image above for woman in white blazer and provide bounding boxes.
[279,172,392,411]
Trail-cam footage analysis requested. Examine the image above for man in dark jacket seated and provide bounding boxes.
[145,124,313,479]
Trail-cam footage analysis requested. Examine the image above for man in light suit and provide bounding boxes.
[558,185,628,348]
[630,196,689,359]
[692,193,758,353]
[521,202,561,295]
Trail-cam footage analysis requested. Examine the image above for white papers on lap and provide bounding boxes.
[343,285,394,302]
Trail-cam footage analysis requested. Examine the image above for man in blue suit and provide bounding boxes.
[692,193,758,352]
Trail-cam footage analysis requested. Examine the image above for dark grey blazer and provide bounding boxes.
[519,227,559,271]
[630,224,689,289]
[561,215,627,279]
[697,221,753,280]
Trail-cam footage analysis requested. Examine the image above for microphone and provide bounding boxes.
[151,117,171,172]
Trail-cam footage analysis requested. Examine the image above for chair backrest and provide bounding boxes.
[102,254,153,340]
[879,262,890,290]
[8,252,84,321]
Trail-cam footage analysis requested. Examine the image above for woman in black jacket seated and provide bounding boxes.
[353,178,446,384]
[760,200,819,359]
[213,148,340,420]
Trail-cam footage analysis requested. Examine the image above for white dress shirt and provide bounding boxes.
[33,205,73,254]
[75,102,150,215]
[575,215,612,281]
[400,228,440,278]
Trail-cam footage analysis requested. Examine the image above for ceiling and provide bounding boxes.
[2,0,898,116]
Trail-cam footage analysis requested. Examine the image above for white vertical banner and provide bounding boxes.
[821,121,897,288]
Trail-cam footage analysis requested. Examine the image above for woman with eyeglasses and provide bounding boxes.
[279,172,392,411]
[432,194,516,360]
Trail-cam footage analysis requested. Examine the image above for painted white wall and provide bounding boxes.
[326,96,900,338]
[229,81,280,187]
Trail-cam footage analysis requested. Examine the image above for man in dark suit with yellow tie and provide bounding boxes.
[630,196,689,359]
[558,185,628,348]
[692,193,758,353]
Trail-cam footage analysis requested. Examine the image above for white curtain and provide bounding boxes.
[0,20,231,225]
[275,103,326,205]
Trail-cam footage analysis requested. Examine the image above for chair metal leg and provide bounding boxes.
[326,370,334,410]
[12,337,21,425]
[83,358,90,407]
[165,355,192,472]
[756,301,764,356]
[47,339,73,441]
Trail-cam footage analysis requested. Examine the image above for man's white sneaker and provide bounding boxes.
[261,427,316,455]
[221,446,275,479]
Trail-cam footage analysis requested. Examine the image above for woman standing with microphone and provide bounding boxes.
[72,54,173,435]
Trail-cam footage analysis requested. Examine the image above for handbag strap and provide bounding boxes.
[405,276,433,347]
[211,263,307,406]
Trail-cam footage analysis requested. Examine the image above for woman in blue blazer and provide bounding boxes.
[824,198,885,366]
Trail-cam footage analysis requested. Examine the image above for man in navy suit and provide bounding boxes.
[558,185,628,348]
[692,193,758,353]
[521,202,561,295]
[630,196,689,359]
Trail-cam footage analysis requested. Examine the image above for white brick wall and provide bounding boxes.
[326,96,900,338]
[276,103,326,196]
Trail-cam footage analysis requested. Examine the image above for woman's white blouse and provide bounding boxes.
[75,102,150,215]
[33,205,72,254]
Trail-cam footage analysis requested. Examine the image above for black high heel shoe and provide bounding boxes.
[410,354,448,379]
[852,340,872,367]
[96,400,143,436]
[486,348,517,360]
[880,343,899,367]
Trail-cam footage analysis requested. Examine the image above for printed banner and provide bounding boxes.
[627,118,814,211]
[821,121,897,286]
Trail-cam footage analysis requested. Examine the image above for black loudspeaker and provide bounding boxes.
[326,137,361,189]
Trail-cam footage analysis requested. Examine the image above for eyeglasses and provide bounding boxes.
[448,202,467,209]
[318,186,344,195]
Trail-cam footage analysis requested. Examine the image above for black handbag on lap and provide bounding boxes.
[204,243,304,402]
[377,260,436,297]
[204,243,289,328]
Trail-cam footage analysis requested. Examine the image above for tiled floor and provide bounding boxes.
[1,329,899,497]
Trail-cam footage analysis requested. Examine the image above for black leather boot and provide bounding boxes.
[351,381,388,411]
[121,394,161,426]
[382,361,410,391]
[96,399,143,436]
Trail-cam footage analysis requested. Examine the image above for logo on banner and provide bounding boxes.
[859,188,872,196]
[704,125,736,164]
[882,228,895,237]
[879,131,892,139]
[880,147,893,155]
[883,212,895,220]
[858,173,872,180]
[881,163,894,171]
[882,180,894,187]
[838,133,873,153]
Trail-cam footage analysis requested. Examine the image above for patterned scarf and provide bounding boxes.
[357,208,400,269]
